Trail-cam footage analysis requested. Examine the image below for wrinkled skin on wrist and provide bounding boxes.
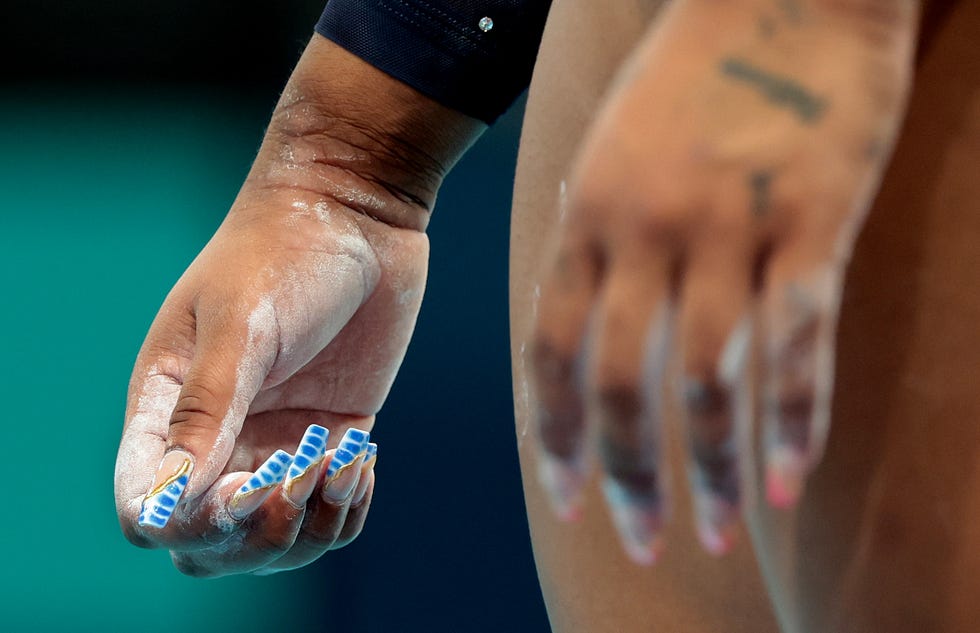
[114,37,483,576]
[528,0,919,559]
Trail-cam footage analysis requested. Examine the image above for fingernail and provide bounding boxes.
[693,490,738,556]
[338,427,370,456]
[283,424,329,506]
[229,450,293,520]
[537,455,587,522]
[322,428,369,502]
[766,446,807,509]
[138,450,193,529]
[363,442,378,467]
[323,450,363,503]
[602,479,665,566]
[351,443,378,505]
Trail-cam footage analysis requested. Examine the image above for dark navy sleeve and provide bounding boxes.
[315,0,552,123]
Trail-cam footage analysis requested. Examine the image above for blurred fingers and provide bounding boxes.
[530,229,603,520]
[587,246,672,565]
[761,252,842,509]
[676,235,755,555]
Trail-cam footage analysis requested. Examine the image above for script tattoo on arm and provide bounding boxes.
[749,170,773,217]
[719,57,828,124]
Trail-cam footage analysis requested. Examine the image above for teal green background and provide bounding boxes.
[0,85,548,631]
[0,89,312,631]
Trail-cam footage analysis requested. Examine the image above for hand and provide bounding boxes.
[529,0,918,562]
[114,37,482,576]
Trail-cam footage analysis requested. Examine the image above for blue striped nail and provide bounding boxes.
[286,425,329,482]
[364,442,378,465]
[326,428,370,479]
[283,425,329,504]
[138,452,193,529]
[229,450,294,519]
[239,450,293,494]
[351,443,379,505]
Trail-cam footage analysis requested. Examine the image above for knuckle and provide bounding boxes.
[295,529,338,553]
[171,553,216,578]
[168,382,226,439]
[253,530,297,557]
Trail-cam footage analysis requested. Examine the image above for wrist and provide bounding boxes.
[248,36,486,231]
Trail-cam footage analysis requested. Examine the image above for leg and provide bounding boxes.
[747,1,980,631]
[510,1,780,631]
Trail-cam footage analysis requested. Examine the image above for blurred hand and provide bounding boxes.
[114,37,481,576]
[530,0,918,562]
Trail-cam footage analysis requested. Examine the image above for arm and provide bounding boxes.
[518,0,919,603]
[114,35,483,576]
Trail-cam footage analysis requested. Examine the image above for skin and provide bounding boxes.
[527,0,918,556]
[114,36,483,576]
[511,1,779,631]
[514,0,980,631]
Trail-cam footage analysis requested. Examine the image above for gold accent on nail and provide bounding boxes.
[282,455,324,495]
[324,459,358,487]
[145,457,191,499]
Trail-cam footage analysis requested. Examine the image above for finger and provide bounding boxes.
[170,450,309,577]
[676,235,755,555]
[281,424,331,509]
[263,429,371,571]
[531,229,603,520]
[587,246,672,565]
[116,369,183,548]
[137,299,276,533]
[761,249,841,509]
[332,443,377,549]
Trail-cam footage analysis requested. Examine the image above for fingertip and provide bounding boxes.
[692,490,739,556]
[696,520,738,557]
[602,478,665,565]
[765,447,807,509]
[137,450,194,530]
[623,535,665,566]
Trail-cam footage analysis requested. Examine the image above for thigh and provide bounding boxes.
[746,1,980,631]
[510,2,780,631]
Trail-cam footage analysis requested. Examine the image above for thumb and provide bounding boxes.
[137,299,276,530]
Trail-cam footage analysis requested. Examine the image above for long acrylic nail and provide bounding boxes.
[537,455,587,522]
[766,445,807,509]
[693,489,738,556]
[283,424,329,506]
[351,443,378,505]
[229,450,293,520]
[337,427,370,457]
[322,428,369,502]
[138,451,193,529]
[603,479,665,565]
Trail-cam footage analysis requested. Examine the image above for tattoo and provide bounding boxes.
[778,0,803,23]
[757,16,776,39]
[719,57,828,124]
[749,170,773,217]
